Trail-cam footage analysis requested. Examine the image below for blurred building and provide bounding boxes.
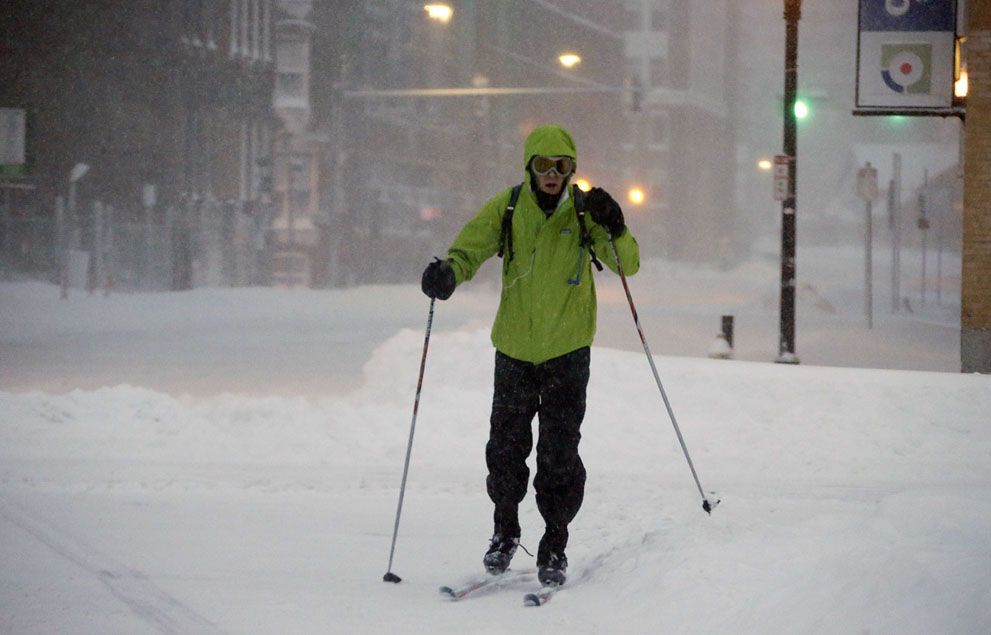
[619,0,738,262]
[303,0,740,287]
[271,0,327,287]
[0,0,277,211]
[0,1,277,287]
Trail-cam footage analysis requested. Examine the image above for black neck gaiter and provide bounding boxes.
[535,188,562,213]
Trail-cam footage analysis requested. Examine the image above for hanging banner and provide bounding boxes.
[856,0,956,110]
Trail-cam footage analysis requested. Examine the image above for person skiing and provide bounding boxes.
[420,123,639,587]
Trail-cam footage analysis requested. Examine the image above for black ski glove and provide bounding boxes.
[421,257,456,300]
[585,187,626,238]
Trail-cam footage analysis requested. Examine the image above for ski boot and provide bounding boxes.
[537,528,568,586]
[483,534,519,574]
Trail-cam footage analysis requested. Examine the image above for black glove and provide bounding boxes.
[585,187,626,238]
[421,258,456,300]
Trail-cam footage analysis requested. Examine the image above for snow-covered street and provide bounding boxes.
[2,250,988,633]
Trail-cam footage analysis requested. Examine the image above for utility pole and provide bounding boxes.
[777,0,801,364]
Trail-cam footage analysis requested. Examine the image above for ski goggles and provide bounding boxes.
[531,156,575,177]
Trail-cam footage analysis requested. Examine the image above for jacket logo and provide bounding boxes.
[560,228,573,235]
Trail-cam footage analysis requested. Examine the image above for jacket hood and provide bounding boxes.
[522,124,578,179]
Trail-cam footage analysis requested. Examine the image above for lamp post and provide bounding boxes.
[776,0,800,364]
[68,162,90,241]
[61,162,89,299]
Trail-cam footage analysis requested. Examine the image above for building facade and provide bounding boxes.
[307,0,739,287]
[0,0,277,287]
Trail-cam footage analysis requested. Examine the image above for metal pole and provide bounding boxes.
[936,196,943,305]
[67,179,78,252]
[891,153,902,313]
[865,198,873,329]
[91,201,103,295]
[56,196,67,300]
[383,298,437,583]
[104,204,114,296]
[919,170,928,306]
[2,187,11,277]
[777,0,801,363]
[608,240,718,515]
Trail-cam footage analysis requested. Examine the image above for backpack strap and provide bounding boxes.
[572,187,604,272]
[497,183,523,262]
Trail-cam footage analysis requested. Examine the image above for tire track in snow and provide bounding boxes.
[0,500,225,634]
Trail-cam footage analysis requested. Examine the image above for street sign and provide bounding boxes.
[772,155,789,201]
[857,162,879,201]
[0,108,26,176]
[856,0,956,110]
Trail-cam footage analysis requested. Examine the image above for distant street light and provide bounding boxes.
[627,187,645,206]
[757,159,773,171]
[424,4,453,24]
[574,178,591,192]
[558,53,582,69]
[70,162,90,183]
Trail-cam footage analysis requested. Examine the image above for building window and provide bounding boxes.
[277,73,305,99]
[230,0,239,56]
[183,0,204,45]
[649,58,667,87]
[651,8,667,30]
[649,112,669,150]
[204,0,217,49]
[240,0,249,56]
[252,0,261,59]
[262,0,272,60]
[229,0,270,60]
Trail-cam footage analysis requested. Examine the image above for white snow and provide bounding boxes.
[2,249,989,634]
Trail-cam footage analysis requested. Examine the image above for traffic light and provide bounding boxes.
[793,98,810,120]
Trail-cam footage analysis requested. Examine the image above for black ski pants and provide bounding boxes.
[486,347,589,542]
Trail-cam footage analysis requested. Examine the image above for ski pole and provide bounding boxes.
[383,297,436,583]
[607,239,719,514]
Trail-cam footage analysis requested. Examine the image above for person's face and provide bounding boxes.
[535,171,565,195]
[530,156,574,196]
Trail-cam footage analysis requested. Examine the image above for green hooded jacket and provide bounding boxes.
[446,124,640,364]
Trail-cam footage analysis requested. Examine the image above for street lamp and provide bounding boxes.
[62,162,90,299]
[67,162,90,230]
[424,4,452,24]
[757,159,773,172]
[558,53,581,69]
[70,162,90,183]
[628,186,646,206]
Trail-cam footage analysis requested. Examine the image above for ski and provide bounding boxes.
[439,569,534,601]
[523,585,560,607]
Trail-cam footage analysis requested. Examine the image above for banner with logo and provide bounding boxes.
[856,0,956,109]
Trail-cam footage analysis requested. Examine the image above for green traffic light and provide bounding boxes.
[794,99,809,120]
